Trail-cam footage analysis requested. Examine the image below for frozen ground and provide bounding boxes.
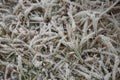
[0,0,120,80]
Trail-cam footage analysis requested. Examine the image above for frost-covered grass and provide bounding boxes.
[0,0,120,80]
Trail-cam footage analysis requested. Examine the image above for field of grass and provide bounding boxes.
[0,0,120,80]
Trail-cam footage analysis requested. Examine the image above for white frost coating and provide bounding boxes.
[0,0,120,80]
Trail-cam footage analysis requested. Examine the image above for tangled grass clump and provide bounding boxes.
[0,0,120,80]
